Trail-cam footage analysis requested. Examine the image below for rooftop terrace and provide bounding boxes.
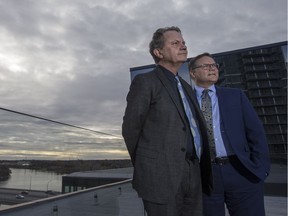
[0,164,286,216]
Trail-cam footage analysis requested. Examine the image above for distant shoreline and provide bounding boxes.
[0,159,133,175]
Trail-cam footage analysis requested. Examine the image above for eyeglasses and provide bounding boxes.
[192,63,219,70]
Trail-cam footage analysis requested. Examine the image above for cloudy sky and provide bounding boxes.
[0,0,286,160]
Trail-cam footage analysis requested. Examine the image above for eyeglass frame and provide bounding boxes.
[192,63,219,70]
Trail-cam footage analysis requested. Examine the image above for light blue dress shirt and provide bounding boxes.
[195,85,233,157]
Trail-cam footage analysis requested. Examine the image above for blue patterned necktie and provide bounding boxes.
[175,76,201,159]
[201,89,216,160]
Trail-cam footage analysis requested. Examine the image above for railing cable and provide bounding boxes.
[0,107,121,138]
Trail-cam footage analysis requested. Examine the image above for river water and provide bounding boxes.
[0,168,62,192]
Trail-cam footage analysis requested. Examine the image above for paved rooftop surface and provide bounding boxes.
[0,164,286,216]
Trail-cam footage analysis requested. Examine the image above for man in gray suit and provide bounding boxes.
[122,26,213,216]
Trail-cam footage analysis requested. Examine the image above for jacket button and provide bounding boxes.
[181,148,186,152]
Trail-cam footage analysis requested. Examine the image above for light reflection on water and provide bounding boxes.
[0,168,62,192]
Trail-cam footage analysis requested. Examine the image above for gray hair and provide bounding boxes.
[149,26,182,63]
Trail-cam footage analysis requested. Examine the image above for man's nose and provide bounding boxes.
[180,43,187,50]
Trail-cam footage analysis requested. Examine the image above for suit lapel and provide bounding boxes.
[181,77,200,110]
[154,67,187,124]
[180,77,204,125]
[215,87,226,120]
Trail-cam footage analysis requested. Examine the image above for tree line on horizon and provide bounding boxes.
[0,159,132,175]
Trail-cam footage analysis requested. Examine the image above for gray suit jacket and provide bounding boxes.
[122,66,212,203]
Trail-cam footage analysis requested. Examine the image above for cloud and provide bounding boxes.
[0,0,286,160]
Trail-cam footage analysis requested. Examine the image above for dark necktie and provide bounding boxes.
[201,89,216,160]
[175,76,201,159]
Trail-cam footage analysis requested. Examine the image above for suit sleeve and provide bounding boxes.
[240,90,270,174]
[122,75,152,165]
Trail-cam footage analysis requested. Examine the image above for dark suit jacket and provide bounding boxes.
[122,66,213,204]
[216,86,270,180]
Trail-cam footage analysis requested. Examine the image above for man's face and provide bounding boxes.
[190,56,219,88]
[158,31,187,65]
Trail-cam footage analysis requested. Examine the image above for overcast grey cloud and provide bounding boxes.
[0,0,286,160]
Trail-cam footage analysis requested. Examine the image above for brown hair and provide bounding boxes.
[188,52,214,71]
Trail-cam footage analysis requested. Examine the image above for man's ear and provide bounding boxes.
[153,49,163,58]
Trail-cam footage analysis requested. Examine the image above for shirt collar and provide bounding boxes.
[158,65,178,81]
[195,85,216,98]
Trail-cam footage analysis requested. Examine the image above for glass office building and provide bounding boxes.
[130,41,287,161]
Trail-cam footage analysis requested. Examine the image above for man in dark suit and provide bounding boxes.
[189,52,270,216]
[122,27,212,216]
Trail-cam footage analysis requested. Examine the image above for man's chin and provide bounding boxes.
[180,57,188,62]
